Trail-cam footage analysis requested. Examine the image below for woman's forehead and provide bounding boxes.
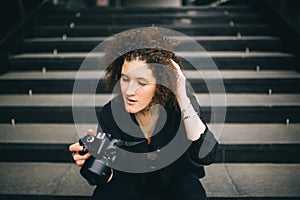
[121,60,156,81]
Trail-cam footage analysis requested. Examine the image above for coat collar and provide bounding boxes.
[99,95,181,151]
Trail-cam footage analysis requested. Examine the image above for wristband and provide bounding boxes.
[182,112,198,120]
[181,103,198,120]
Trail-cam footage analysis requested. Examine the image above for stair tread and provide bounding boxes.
[21,38,283,53]
[0,94,300,107]
[52,5,253,12]
[203,163,300,197]
[35,23,268,28]
[1,70,299,80]
[46,12,259,17]
[25,36,280,42]
[210,123,300,144]
[11,51,293,59]
[0,124,95,144]
[0,123,299,145]
[49,8,256,14]
[0,162,299,197]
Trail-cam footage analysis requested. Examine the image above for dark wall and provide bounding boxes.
[0,0,45,39]
[264,0,300,35]
[254,0,300,60]
[0,0,49,74]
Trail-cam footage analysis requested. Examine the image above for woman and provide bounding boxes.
[69,28,218,200]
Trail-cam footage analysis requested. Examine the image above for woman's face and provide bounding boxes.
[120,59,156,114]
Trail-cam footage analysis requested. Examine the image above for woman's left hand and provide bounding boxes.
[170,59,189,105]
[171,59,205,140]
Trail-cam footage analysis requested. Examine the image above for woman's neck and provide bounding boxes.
[135,105,160,143]
[135,110,151,127]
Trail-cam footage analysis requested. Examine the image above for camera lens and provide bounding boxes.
[80,157,112,186]
[86,135,95,143]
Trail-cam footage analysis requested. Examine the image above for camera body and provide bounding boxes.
[79,132,118,186]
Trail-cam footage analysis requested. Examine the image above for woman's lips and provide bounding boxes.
[126,97,137,104]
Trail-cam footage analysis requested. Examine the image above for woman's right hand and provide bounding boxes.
[68,129,94,167]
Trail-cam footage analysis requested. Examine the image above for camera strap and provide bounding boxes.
[114,140,145,147]
[96,132,145,147]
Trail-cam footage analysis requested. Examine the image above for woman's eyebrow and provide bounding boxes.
[121,73,150,81]
[136,77,150,83]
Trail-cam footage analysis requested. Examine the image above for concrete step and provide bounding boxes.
[10,51,297,71]
[46,8,257,16]
[2,123,299,145]
[51,5,255,14]
[212,123,300,163]
[0,70,299,94]
[21,36,282,52]
[31,23,273,37]
[0,123,299,163]
[0,94,299,123]
[43,12,261,26]
[0,163,299,199]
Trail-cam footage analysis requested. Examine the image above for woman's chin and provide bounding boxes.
[124,106,138,114]
[124,103,149,114]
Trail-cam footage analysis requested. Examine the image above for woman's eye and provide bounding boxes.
[121,76,129,82]
[138,82,146,86]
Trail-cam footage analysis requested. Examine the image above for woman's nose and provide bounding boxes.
[125,81,138,95]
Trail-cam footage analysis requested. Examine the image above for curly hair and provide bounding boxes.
[102,27,183,109]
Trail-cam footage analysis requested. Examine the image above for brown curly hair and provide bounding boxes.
[101,27,183,109]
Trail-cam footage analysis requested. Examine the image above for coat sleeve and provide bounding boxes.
[188,126,218,165]
[186,91,219,165]
[96,103,122,139]
[96,108,108,134]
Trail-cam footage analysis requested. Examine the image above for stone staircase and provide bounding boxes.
[0,2,300,199]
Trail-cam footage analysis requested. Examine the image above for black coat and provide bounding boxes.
[96,95,218,186]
